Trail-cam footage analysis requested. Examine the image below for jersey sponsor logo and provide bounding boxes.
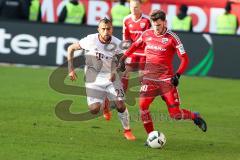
[162,38,169,44]
[95,49,111,60]
[146,45,167,51]
[95,51,104,60]
[140,22,146,29]
[129,24,133,28]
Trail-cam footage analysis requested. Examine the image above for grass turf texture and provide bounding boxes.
[0,66,239,160]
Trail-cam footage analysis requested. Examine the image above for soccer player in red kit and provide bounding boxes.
[121,0,151,91]
[119,10,207,135]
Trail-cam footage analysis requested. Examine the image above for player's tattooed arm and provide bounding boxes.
[109,53,126,82]
[67,42,82,81]
[115,53,126,72]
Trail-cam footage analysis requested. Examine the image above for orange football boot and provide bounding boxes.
[124,129,136,141]
[103,98,112,121]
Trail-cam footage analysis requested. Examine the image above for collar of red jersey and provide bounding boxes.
[131,14,143,23]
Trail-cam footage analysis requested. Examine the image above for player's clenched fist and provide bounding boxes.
[171,73,180,86]
[69,70,78,81]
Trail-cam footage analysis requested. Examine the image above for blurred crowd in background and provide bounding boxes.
[0,0,239,35]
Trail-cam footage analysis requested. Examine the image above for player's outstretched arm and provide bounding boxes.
[118,41,139,65]
[67,42,82,81]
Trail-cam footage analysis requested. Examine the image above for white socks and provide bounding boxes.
[118,108,130,130]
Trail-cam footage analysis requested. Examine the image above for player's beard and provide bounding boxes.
[99,34,111,44]
[104,35,111,42]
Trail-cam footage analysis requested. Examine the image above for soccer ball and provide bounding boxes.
[146,131,166,149]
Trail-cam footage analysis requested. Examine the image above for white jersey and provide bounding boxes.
[79,33,125,105]
[79,33,123,82]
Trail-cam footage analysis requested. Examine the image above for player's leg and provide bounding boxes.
[139,96,155,134]
[86,82,106,116]
[87,97,103,114]
[162,87,195,119]
[107,80,136,140]
[114,100,136,140]
[162,87,207,132]
[139,82,158,134]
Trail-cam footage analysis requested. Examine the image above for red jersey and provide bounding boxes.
[124,29,189,80]
[123,14,151,55]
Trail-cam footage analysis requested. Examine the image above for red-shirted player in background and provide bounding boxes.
[121,0,151,91]
[119,10,207,136]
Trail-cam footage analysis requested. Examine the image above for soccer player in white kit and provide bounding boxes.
[67,18,136,140]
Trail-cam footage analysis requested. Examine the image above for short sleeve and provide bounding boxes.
[79,35,91,50]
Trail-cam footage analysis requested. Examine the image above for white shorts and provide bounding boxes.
[85,76,125,106]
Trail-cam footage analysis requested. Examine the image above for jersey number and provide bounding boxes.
[140,85,148,92]
[115,89,125,98]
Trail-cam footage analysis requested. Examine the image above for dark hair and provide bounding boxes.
[99,17,112,25]
[225,2,232,13]
[120,0,126,5]
[180,4,188,13]
[150,10,166,21]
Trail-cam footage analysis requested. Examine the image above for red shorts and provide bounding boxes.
[125,54,146,71]
[139,79,180,107]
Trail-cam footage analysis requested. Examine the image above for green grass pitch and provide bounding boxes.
[0,66,239,160]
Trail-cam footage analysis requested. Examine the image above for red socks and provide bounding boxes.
[168,106,197,120]
[140,110,154,134]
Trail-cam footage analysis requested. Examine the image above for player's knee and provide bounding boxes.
[168,106,182,120]
[115,101,126,113]
[89,104,101,114]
